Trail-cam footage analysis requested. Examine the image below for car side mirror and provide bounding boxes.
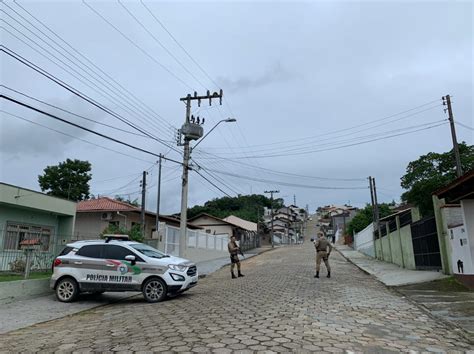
[125,255,136,265]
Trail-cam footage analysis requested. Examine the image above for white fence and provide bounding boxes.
[354,222,375,257]
[163,226,229,257]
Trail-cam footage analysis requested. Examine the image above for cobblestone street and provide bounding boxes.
[1,244,472,353]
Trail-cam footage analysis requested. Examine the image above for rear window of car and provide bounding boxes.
[76,245,104,258]
[58,246,73,256]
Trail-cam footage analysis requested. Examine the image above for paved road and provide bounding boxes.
[1,245,472,353]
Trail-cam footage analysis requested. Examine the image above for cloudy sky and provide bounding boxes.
[1,0,472,215]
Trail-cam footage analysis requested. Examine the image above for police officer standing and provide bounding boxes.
[228,235,244,279]
[314,231,332,278]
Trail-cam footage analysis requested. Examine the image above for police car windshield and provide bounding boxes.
[130,244,168,259]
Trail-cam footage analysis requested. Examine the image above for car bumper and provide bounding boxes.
[165,273,198,294]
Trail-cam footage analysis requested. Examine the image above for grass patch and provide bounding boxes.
[401,276,470,292]
[0,272,52,282]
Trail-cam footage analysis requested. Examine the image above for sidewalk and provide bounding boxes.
[0,246,274,334]
[335,244,447,286]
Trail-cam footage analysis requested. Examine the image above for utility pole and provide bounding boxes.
[372,177,383,260]
[140,171,147,238]
[264,190,279,248]
[293,194,296,206]
[368,176,377,257]
[442,95,463,177]
[155,154,162,246]
[178,90,223,257]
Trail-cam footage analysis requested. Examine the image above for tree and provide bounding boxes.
[115,195,140,207]
[400,142,474,216]
[346,203,393,236]
[38,159,92,201]
[187,194,282,223]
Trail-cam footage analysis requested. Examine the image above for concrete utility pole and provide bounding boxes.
[368,176,377,256]
[442,95,463,177]
[178,90,224,258]
[372,177,384,261]
[155,154,162,246]
[264,190,279,248]
[140,171,147,238]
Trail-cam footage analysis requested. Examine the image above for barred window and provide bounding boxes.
[4,223,53,251]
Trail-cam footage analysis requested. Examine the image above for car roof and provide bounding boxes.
[67,240,141,248]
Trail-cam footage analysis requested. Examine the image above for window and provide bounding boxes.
[4,223,53,251]
[76,245,104,258]
[103,245,141,261]
[58,246,74,256]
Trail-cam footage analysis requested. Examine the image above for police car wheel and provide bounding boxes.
[56,277,79,302]
[142,278,167,303]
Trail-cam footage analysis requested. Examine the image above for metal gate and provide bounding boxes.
[410,216,442,270]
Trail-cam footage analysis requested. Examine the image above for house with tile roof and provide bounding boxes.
[74,197,200,243]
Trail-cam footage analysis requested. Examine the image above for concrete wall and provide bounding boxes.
[354,223,374,257]
[374,221,416,270]
[400,224,416,270]
[0,278,51,301]
[461,200,474,265]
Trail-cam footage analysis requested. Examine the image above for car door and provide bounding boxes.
[74,244,108,291]
[102,244,144,290]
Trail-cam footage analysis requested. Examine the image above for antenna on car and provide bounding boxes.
[104,234,130,243]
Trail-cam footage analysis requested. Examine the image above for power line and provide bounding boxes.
[1,109,156,163]
[197,103,442,153]
[455,121,474,131]
[192,169,233,197]
[196,120,448,159]
[82,0,193,90]
[192,151,367,181]
[191,159,243,195]
[140,0,220,89]
[1,85,150,139]
[117,0,207,89]
[1,94,184,166]
[0,17,174,139]
[0,45,180,154]
[198,167,368,190]
[11,0,177,134]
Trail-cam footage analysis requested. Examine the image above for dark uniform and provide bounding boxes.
[314,234,332,278]
[228,236,244,279]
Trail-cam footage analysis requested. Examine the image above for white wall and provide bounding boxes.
[354,222,375,257]
[448,225,474,275]
[461,199,474,266]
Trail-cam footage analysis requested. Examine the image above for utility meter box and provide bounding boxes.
[181,122,203,140]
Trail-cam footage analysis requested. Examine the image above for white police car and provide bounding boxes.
[51,235,198,303]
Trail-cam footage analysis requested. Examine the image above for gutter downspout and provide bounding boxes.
[116,212,127,229]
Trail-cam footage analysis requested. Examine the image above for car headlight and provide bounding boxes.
[168,264,187,272]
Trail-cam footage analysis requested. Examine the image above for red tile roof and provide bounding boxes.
[77,197,140,212]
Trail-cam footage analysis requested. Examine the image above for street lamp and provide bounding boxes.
[178,117,236,257]
[191,118,237,152]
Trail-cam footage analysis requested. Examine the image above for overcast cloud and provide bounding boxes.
[1,0,472,214]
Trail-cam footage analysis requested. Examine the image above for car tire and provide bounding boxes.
[142,277,167,303]
[55,277,79,303]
